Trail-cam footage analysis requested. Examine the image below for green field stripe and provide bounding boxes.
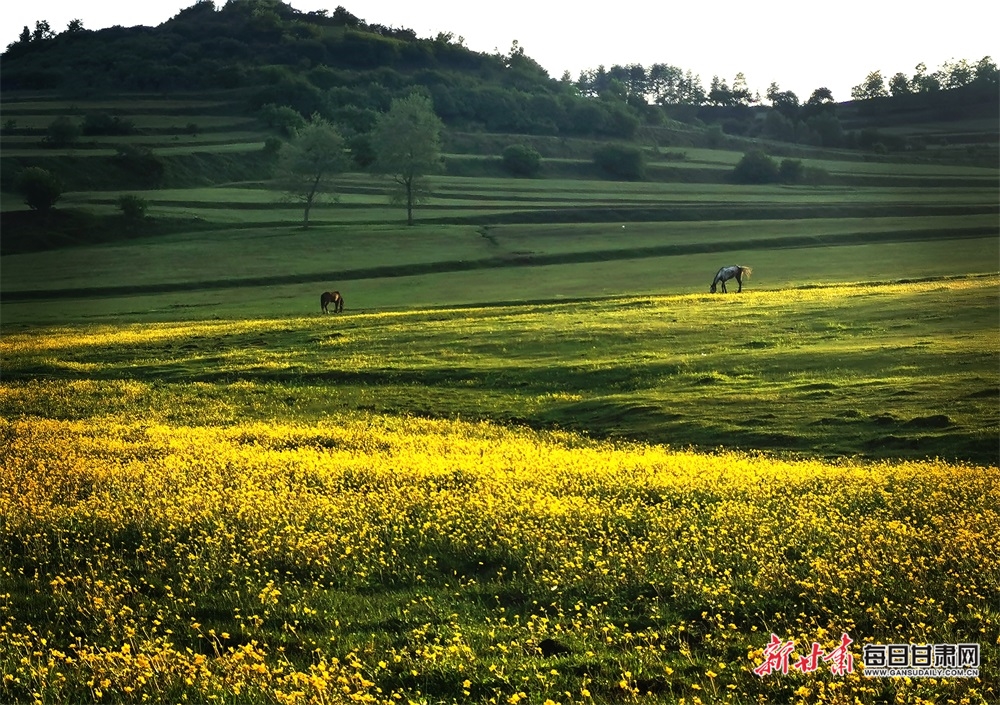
[4,227,994,302]
[433,203,999,224]
[66,201,996,221]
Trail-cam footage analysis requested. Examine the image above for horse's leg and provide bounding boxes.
[736,274,742,293]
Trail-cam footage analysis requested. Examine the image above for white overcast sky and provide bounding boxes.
[3,1,997,102]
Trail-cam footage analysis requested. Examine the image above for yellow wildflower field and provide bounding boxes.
[1,406,997,704]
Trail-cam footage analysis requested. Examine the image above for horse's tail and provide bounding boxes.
[739,266,752,279]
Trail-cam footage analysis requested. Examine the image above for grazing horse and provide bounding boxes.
[320,290,344,313]
[710,265,752,293]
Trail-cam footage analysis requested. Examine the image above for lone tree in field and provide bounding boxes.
[371,93,443,226]
[14,166,61,211]
[277,114,349,228]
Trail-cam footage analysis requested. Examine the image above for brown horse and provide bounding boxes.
[321,291,343,313]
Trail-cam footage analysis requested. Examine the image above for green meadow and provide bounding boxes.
[2,275,998,464]
[1,89,998,705]
[3,93,999,463]
[1,89,997,457]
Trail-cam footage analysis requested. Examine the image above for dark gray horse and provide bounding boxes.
[710,266,752,293]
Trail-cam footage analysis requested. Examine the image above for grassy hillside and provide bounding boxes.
[2,283,998,704]
[1,89,996,458]
[1,46,998,705]
[1,93,997,286]
[2,90,997,465]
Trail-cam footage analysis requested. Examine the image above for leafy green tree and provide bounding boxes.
[940,58,974,88]
[767,84,800,119]
[708,75,733,106]
[732,150,778,184]
[346,134,375,169]
[15,167,61,211]
[705,124,725,148]
[649,63,685,104]
[600,102,640,139]
[807,112,844,147]
[973,56,998,85]
[43,116,81,147]
[808,87,835,103]
[801,87,836,120]
[251,76,324,118]
[731,72,754,105]
[593,143,645,180]
[525,94,564,135]
[276,114,349,228]
[680,70,706,105]
[763,111,796,141]
[888,73,911,96]
[778,159,804,183]
[911,63,941,92]
[501,144,541,177]
[262,137,283,157]
[371,93,444,226]
[258,103,306,137]
[851,71,888,100]
[32,20,54,41]
[568,101,606,134]
[626,63,649,103]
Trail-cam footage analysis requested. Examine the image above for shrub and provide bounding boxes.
[803,166,830,184]
[14,166,62,211]
[258,103,306,137]
[778,159,804,183]
[500,144,541,177]
[705,124,725,148]
[116,194,148,221]
[81,113,136,136]
[593,143,645,180]
[42,116,81,147]
[347,133,375,168]
[262,137,283,156]
[732,149,778,184]
[330,105,379,135]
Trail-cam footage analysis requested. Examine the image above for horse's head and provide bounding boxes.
[710,283,717,293]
